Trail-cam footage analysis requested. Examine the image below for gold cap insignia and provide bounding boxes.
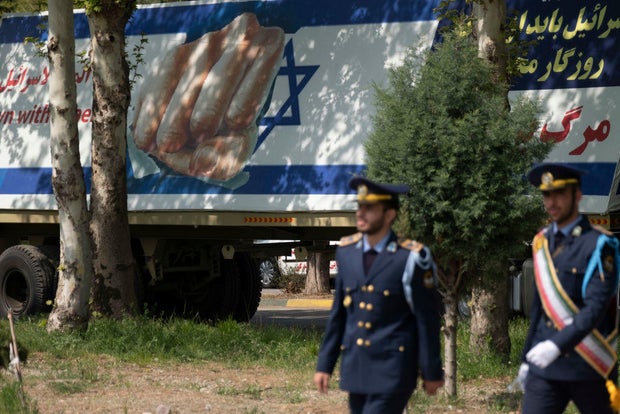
[571,226,582,237]
[542,172,554,186]
[358,185,368,197]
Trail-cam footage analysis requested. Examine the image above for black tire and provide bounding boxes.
[234,253,262,322]
[0,245,56,317]
[38,243,60,299]
[197,255,240,322]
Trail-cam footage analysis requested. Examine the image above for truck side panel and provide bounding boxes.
[0,1,617,213]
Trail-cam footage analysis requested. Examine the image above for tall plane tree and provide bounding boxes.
[47,0,94,332]
[46,0,138,331]
[85,0,138,318]
[437,0,538,360]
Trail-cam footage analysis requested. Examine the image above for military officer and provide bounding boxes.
[313,176,444,413]
[517,163,620,414]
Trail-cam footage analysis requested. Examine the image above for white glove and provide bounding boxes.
[526,340,561,369]
[517,363,529,390]
[507,363,529,392]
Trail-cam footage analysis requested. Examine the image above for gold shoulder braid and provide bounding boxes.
[592,224,613,236]
[399,239,423,252]
[339,232,362,247]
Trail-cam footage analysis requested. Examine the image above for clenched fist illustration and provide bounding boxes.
[132,13,284,181]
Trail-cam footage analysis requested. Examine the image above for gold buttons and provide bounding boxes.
[343,295,352,307]
[357,321,364,328]
[383,290,390,296]
[356,338,364,346]
[359,302,366,309]
[364,340,371,347]
[365,322,372,330]
[366,303,374,311]
[361,285,367,292]
[367,285,374,292]
[340,345,346,351]
[572,268,577,274]
[398,346,405,352]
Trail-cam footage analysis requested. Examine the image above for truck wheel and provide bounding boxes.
[234,253,262,322]
[39,244,60,300]
[198,255,240,322]
[0,245,56,318]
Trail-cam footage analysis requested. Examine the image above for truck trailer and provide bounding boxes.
[0,0,617,320]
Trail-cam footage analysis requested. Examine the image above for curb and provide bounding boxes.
[285,298,333,308]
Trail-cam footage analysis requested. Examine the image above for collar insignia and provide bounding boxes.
[387,241,397,253]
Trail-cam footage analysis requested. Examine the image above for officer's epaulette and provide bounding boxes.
[592,224,613,236]
[339,232,363,246]
[399,239,424,252]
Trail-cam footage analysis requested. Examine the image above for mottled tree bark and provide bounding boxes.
[473,0,508,84]
[470,0,512,357]
[304,251,330,294]
[469,266,511,359]
[87,1,138,318]
[436,260,463,397]
[47,0,93,332]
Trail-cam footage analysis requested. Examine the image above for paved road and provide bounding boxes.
[251,306,330,330]
[251,290,332,329]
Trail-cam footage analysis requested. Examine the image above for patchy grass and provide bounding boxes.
[0,312,541,412]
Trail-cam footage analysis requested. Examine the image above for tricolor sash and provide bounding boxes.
[532,231,619,378]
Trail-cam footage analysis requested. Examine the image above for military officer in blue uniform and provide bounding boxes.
[516,163,620,414]
[314,177,444,413]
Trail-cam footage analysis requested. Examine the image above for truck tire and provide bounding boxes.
[0,245,56,318]
[233,253,262,322]
[38,244,60,305]
[198,255,240,322]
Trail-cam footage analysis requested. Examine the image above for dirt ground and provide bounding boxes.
[17,292,522,413]
[19,354,521,414]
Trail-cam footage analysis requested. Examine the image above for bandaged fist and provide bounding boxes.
[132,13,284,181]
[526,340,561,369]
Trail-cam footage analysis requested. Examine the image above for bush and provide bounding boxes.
[277,268,305,293]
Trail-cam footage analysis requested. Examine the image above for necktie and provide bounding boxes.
[553,232,564,253]
[364,249,377,274]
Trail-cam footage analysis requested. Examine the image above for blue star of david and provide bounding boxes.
[254,39,319,152]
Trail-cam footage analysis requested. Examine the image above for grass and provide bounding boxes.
[0,313,544,413]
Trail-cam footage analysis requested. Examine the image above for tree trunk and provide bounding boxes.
[469,269,511,359]
[304,251,330,294]
[443,292,458,396]
[473,0,508,84]
[436,262,462,397]
[46,0,94,332]
[87,3,138,318]
[470,0,512,358]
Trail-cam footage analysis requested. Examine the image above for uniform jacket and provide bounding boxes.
[522,216,619,381]
[315,230,443,394]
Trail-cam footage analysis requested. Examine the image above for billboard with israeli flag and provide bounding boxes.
[0,0,618,214]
